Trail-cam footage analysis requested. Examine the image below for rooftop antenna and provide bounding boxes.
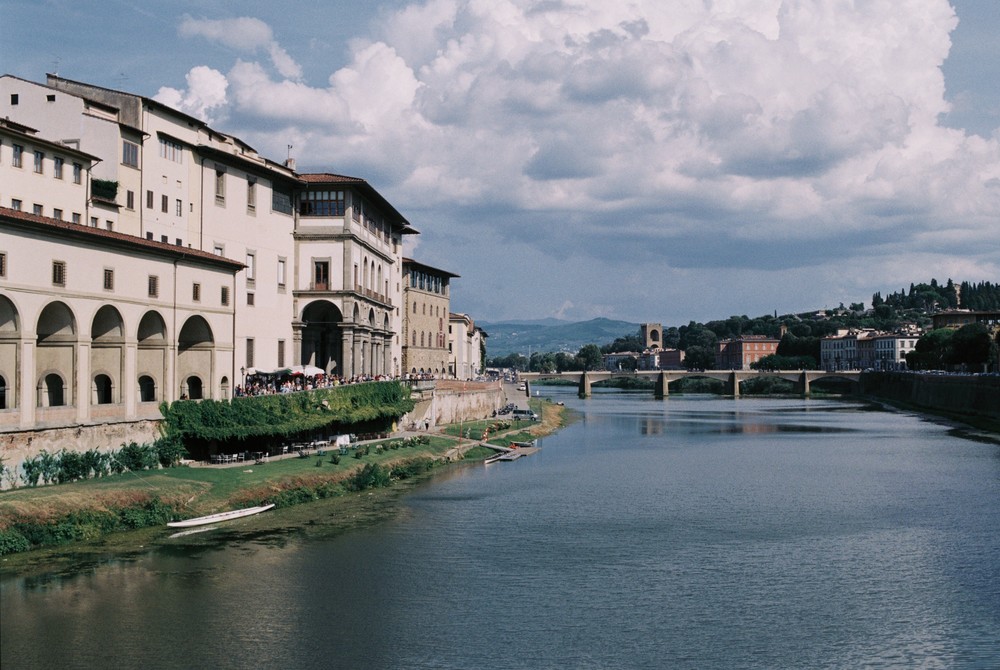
[51,57,60,77]
[287,144,293,160]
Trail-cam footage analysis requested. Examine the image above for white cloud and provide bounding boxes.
[159,1,999,320]
[153,66,228,123]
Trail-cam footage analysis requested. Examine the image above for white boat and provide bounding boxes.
[167,504,275,528]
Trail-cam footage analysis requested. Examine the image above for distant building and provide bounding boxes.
[820,329,921,371]
[449,313,486,380]
[640,323,662,349]
[716,336,779,370]
[931,310,1000,331]
[402,259,457,376]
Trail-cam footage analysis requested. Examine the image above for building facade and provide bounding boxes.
[401,259,457,376]
[716,336,779,370]
[449,313,486,380]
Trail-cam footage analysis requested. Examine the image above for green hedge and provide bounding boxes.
[160,382,415,442]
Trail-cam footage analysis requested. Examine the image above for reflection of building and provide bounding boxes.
[1,73,418,434]
[716,336,779,370]
[402,259,457,376]
[449,313,487,380]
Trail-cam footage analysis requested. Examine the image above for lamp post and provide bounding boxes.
[240,366,246,392]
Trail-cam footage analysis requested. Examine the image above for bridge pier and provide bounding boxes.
[729,372,740,397]
[800,372,810,397]
[655,372,669,399]
[524,381,532,397]
[579,372,592,399]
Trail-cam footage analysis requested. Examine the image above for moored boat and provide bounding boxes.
[167,504,275,528]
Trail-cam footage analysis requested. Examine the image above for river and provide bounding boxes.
[3,389,999,669]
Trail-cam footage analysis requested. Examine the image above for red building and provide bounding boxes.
[716,336,780,370]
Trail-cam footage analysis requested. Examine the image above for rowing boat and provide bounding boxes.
[167,504,275,528]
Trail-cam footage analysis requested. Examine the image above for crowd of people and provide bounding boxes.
[233,371,438,398]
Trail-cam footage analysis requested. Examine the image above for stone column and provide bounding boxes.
[655,371,670,399]
[579,372,592,398]
[729,371,740,397]
[341,330,354,379]
[19,338,35,429]
[76,340,90,423]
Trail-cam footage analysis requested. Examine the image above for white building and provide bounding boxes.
[448,313,486,380]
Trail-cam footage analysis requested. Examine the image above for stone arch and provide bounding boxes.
[36,302,77,407]
[220,375,230,399]
[178,316,214,399]
[0,295,20,410]
[137,311,167,404]
[368,308,376,327]
[91,305,125,406]
[301,300,344,374]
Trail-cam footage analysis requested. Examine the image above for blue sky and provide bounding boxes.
[4,0,998,325]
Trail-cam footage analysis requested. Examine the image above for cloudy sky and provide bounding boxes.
[5,0,999,325]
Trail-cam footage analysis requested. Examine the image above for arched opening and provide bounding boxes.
[138,375,157,402]
[220,375,230,399]
[178,316,214,400]
[185,376,203,400]
[36,302,76,407]
[0,374,7,410]
[0,295,19,410]
[40,373,65,407]
[301,300,344,374]
[93,374,114,404]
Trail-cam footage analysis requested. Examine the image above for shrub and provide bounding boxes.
[347,463,391,491]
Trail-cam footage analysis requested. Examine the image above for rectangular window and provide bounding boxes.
[175,198,182,216]
[9,94,18,105]
[299,190,346,216]
[34,151,44,173]
[71,212,81,224]
[246,252,256,282]
[11,199,21,211]
[126,190,135,209]
[146,190,153,209]
[271,187,292,215]
[54,156,64,179]
[247,292,255,306]
[246,338,255,368]
[146,232,153,240]
[215,166,226,202]
[247,177,257,210]
[148,275,159,298]
[103,268,114,291]
[160,235,168,244]
[52,261,66,286]
[278,340,286,367]
[313,261,329,290]
[277,258,286,287]
[33,204,43,216]
[106,220,113,231]
[53,208,63,220]
[122,140,139,167]
[161,194,168,213]
[158,137,183,163]
[0,252,6,278]
[221,286,230,306]
[213,244,224,256]
[12,144,23,168]
[192,283,201,302]
[72,163,82,184]
[90,216,98,227]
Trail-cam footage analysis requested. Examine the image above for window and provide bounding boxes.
[106,220,113,231]
[10,94,18,105]
[53,208,63,220]
[72,163,82,184]
[160,235,168,243]
[277,258,286,287]
[126,190,135,209]
[221,286,230,306]
[72,212,81,224]
[246,338,255,368]
[246,252,256,282]
[90,216,98,227]
[146,190,154,209]
[52,261,66,286]
[192,283,201,302]
[158,137,183,163]
[247,292,255,306]
[54,156,64,179]
[103,268,114,291]
[247,177,257,210]
[175,198,182,216]
[34,151,44,173]
[12,144,23,168]
[148,275,159,297]
[313,261,329,290]
[213,244,224,256]
[271,187,292,215]
[33,204,43,216]
[122,140,139,167]
[161,195,168,213]
[299,190,345,216]
[146,232,153,240]
[46,94,55,102]
[11,199,21,211]
[215,166,226,202]
[0,252,6,277]
[278,340,285,368]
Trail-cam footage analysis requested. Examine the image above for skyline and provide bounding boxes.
[5,0,999,324]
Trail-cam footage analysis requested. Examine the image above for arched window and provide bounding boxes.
[420,332,425,347]
[0,374,7,410]
[138,375,156,402]
[94,374,114,404]
[186,376,203,400]
[43,373,65,407]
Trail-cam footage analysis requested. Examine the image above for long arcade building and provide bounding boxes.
[0,73,420,433]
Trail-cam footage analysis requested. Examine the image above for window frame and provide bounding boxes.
[52,260,66,287]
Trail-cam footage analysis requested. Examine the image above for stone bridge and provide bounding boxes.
[519,370,862,398]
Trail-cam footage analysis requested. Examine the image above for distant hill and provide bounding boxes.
[480,317,640,357]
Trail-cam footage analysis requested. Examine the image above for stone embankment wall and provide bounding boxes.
[0,420,162,489]
[403,380,506,429]
[861,372,1000,420]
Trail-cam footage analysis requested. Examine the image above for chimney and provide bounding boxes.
[285,157,296,170]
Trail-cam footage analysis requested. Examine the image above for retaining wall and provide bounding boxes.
[861,372,1000,420]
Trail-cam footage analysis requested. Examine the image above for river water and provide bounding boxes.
[3,390,1000,669]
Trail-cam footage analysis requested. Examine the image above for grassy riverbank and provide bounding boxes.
[0,400,569,570]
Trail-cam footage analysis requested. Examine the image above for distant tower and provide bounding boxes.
[641,323,662,350]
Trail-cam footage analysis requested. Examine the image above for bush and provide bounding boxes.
[0,529,31,556]
[347,463,391,491]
